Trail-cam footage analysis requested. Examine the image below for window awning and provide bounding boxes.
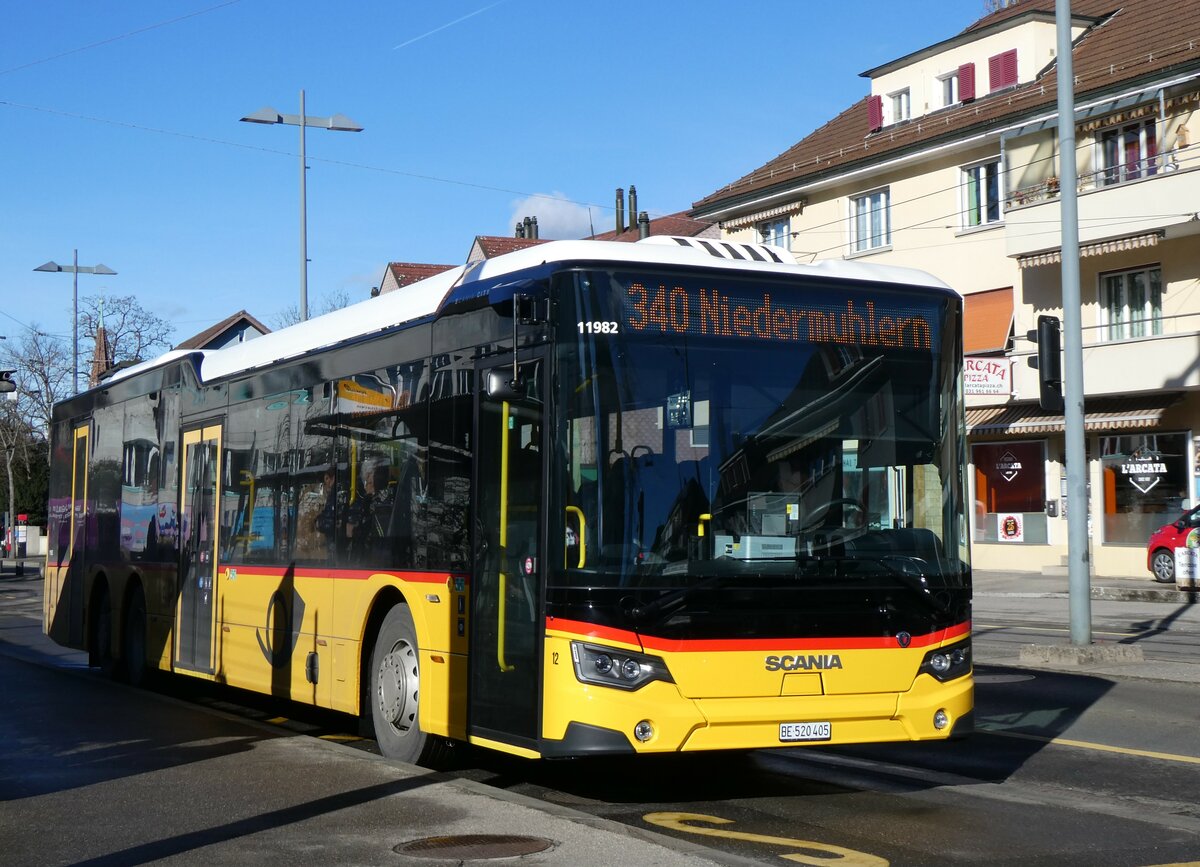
[721,200,806,230]
[966,394,1181,435]
[963,287,1014,354]
[1016,231,1163,269]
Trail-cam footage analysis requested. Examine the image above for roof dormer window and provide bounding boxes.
[939,71,959,108]
[891,88,912,122]
[988,49,1018,91]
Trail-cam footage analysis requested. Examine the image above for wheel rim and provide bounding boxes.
[1154,553,1174,581]
[377,639,418,735]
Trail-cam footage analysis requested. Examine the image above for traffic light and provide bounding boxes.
[1026,316,1063,412]
[0,370,15,394]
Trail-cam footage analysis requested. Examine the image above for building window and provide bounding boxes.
[850,188,890,253]
[972,441,1047,543]
[1102,265,1162,341]
[988,48,1018,91]
[759,217,790,249]
[962,160,1002,228]
[890,88,911,122]
[939,72,959,107]
[1101,432,1190,545]
[1099,118,1158,186]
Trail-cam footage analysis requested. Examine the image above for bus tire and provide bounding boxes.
[93,586,118,678]
[367,605,448,766]
[122,585,149,687]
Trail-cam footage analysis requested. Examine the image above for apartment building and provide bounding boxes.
[691,0,1200,577]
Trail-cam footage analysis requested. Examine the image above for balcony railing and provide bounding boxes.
[1005,142,1200,209]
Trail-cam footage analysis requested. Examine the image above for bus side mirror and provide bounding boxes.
[485,369,527,402]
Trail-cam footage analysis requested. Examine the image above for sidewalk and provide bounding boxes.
[973,567,1197,603]
[0,556,42,579]
[973,568,1200,684]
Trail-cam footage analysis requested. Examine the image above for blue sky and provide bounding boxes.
[1,1,983,344]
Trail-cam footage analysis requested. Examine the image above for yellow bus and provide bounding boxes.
[44,237,972,764]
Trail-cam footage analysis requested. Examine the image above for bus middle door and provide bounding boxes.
[470,353,546,753]
[176,423,222,676]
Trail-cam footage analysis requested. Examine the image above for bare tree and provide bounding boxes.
[1,327,70,438]
[271,288,354,329]
[78,293,174,366]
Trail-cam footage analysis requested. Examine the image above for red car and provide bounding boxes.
[1146,504,1200,583]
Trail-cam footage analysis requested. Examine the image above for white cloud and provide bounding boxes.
[507,192,601,240]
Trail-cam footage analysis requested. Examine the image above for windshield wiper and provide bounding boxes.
[623,573,733,626]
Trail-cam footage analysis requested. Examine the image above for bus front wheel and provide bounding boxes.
[368,605,449,766]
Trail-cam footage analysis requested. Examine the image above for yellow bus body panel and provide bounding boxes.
[542,628,972,753]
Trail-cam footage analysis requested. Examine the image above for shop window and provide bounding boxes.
[972,441,1047,543]
[1101,432,1190,545]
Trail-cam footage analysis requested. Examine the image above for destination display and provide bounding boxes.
[620,279,941,351]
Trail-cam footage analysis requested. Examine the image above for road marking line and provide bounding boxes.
[975,623,1137,638]
[978,725,1200,765]
[644,812,888,866]
[319,733,363,743]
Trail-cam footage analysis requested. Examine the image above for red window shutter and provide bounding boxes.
[959,62,976,102]
[989,49,1017,91]
[867,95,883,132]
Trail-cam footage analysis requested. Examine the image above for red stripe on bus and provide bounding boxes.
[546,617,970,652]
[218,564,462,584]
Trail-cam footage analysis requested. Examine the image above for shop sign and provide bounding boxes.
[997,513,1024,542]
[965,357,1011,396]
[1120,448,1169,494]
[996,450,1021,482]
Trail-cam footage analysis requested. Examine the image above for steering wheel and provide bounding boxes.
[800,498,866,530]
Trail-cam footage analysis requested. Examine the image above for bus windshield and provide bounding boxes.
[551,267,968,629]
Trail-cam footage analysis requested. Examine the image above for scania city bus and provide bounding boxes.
[44,237,972,763]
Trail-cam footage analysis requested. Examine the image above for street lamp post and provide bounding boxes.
[240,90,363,322]
[33,250,117,394]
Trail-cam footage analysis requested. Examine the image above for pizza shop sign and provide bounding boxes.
[964,357,1011,396]
[1121,455,1169,494]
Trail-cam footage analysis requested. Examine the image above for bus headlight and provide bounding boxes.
[918,639,971,682]
[570,642,674,691]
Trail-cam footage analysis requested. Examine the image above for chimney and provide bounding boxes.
[615,187,625,234]
[524,216,534,239]
[515,221,525,238]
[530,216,539,240]
[628,185,638,228]
[638,211,650,239]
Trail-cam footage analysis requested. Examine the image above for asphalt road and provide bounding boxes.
[4,567,1199,865]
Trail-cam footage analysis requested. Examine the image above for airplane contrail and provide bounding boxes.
[393,1,508,51]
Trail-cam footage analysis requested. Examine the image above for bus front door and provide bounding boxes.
[54,424,90,647]
[470,355,545,752]
[176,424,222,675]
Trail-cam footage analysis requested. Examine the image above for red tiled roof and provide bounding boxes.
[473,236,549,258]
[693,0,1200,215]
[589,211,714,242]
[386,262,455,288]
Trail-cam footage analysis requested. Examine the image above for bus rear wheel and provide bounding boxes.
[368,605,449,766]
[92,586,118,678]
[121,585,149,687]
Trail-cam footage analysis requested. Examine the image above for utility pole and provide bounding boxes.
[1056,0,1092,645]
